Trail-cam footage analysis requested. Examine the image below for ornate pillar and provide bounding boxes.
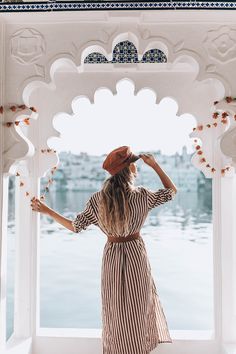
[214,100,236,353]
[0,17,7,352]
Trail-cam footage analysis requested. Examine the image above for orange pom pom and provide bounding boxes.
[198,125,203,131]
[213,122,218,127]
[211,168,216,172]
[213,112,219,119]
[18,104,26,110]
[197,150,203,155]
[23,118,30,125]
[222,112,229,118]
[200,157,206,163]
[195,145,201,150]
[206,164,211,168]
[225,96,233,103]
[221,119,228,124]
[10,105,17,112]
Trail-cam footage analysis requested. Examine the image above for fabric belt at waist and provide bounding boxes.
[107,231,141,243]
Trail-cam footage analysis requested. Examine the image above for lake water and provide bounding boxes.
[6,187,213,339]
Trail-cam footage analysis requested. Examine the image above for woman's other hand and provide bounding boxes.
[30,196,49,214]
[139,153,158,168]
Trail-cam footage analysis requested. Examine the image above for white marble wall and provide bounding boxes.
[0,8,236,354]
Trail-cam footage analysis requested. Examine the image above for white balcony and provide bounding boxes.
[1,3,236,354]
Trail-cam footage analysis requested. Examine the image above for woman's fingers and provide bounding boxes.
[30,197,41,212]
[30,197,48,215]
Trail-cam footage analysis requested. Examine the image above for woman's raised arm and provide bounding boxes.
[31,197,74,232]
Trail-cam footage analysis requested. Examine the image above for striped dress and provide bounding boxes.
[72,185,176,354]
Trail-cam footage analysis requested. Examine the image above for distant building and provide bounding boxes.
[39,146,209,193]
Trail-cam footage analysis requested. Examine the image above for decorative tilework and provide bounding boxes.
[112,40,138,63]
[84,52,109,63]
[0,2,236,13]
[84,40,168,64]
[141,49,167,63]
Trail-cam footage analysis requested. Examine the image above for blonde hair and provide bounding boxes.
[98,165,136,236]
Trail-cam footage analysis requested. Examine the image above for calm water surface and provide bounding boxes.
[6,187,213,339]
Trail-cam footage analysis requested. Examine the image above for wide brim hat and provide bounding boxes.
[102,145,140,176]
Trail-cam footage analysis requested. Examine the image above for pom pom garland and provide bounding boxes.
[192,96,235,176]
[16,165,58,201]
[1,104,37,127]
[1,103,58,200]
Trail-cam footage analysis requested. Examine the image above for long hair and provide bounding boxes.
[98,165,137,236]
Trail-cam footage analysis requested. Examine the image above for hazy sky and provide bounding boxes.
[50,79,196,156]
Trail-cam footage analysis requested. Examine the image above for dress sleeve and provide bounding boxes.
[142,187,176,210]
[71,195,97,233]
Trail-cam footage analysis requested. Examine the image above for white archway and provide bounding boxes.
[1,22,236,354]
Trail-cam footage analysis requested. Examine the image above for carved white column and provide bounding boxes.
[14,175,39,338]
[0,175,8,352]
[13,110,59,340]
[220,173,236,351]
[212,100,236,353]
[0,98,38,342]
[0,18,7,352]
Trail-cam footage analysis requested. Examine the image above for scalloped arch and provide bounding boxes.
[7,42,230,178]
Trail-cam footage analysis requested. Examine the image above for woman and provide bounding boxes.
[31,145,178,354]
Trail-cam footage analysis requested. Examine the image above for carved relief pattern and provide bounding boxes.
[221,126,236,166]
[10,28,46,65]
[2,106,38,174]
[214,100,236,167]
[5,27,235,177]
[203,26,236,63]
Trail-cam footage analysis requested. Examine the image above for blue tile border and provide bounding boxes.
[0,1,236,13]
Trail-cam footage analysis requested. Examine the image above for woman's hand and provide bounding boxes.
[30,196,49,215]
[30,197,74,232]
[139,153,158,168]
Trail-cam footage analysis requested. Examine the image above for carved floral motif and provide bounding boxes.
[10,28,46,65]
[203,26,236,62]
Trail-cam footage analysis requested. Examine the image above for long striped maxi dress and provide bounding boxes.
[72,185,176,354]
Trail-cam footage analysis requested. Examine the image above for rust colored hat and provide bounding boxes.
[102,146,140,176]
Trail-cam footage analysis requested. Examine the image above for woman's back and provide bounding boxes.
[72,186,176,237]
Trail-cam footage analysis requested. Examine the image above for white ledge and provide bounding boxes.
[36,328,214,340]
[6,336,32,354]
